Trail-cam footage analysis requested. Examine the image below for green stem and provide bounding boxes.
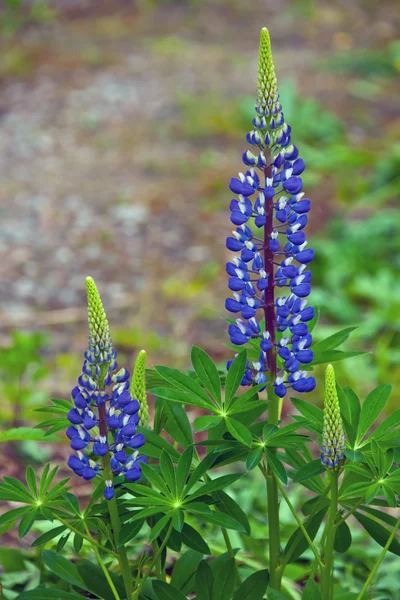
[83,522,121,600]
[103,454,133,599]
[132,520,174,600]
[321,471,339,600]
[334,499,363,530]
[275,477,323,568]
[151,540,163,580]
[356,517,400,600]
[266,382,282,590]
[55,515,118,556]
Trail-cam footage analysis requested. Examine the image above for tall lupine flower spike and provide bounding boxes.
[130,349,150,427]
[67,277,147,500]
[226,28,316,397]
[321,364,346,471]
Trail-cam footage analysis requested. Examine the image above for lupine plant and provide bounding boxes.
[0,28,399,600]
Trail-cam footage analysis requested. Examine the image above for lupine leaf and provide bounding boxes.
[337,385,360,447]
[16,589,84,600]
[194,416,223,433]
[191,346,222,406]
[215,490,251,535]
[149,513,173,543]
[187,506,245,532]
[233,569,269,600]
[176,446,194,496]
[284,509,326,563]
[302,579,323,599]
[160,451,177,497]
[246,446,264,471]
[162,400,193,449]
[228,384,265,413]
[0,506,31,527]
[226,417,252,446]
[43,550,87,590]
[211,557,237,600]
[354,511,400,555]
[117,519,144,547]
[312,327,358,352]
[369,408,400,442]
[224,351,247,408]
[31,525,67,547]
[0,427,59,442]
[18,509,37,538]
[0,478,34,504]
[184,453,218,495]
[195,560,214,600]
[265,449,287,484]
[155,366,216,407]
[181,523,211,555]
[291,397,323,424]
[357,384,392,443]
[291,460,325,483]
[310,350,366,366]
[334,521,352,553]
[138,427,180,460]
[77,559,126,600]
[153,581,187,600]
[185,474,242,502]
[152,387,215,412]
[140,463,172,497]
[170,549,203,592]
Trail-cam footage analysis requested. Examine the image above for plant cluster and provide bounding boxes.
[0,28,399,600]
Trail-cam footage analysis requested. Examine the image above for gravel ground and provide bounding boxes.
[0,0,398,369]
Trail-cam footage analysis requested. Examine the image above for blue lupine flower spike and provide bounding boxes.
[67,277,147,499]
[226,28,316,398]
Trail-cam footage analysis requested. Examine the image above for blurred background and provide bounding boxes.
[0,0,399,459]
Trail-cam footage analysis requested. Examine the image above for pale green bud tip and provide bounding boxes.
[131,349,150,428]
[321,364,346,472]
[85,276,110,344]
[257,27,278,106]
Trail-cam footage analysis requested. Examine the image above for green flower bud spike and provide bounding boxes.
[130,349,150,427]
[85,277,115,376]
[320,364,346,472]
[257,28,279,114]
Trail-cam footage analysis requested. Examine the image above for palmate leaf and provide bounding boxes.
[233,569,269,600]
[152,387,215,412]
[224,351,247,408]
[284,509,327,564]
[356,384,392,444]
[16,589,83,600]
[170,549,204,594]
[354,511,400,555]
[0,427,59,442]
[225,417,253,447]
[153,580,188,600]
[160,451,177,498]
[191,346,222,406]
[337,385,361,447]
[194,415,223,433]
[215,489,251,535]
[181,523,211,555]
[163,401,193,449]
[195,561,214,600]
[155,366,216,409]
[43,550,88,591]
[184,473,242,502]
[265,449,287,484]
[291,459,325,483]
[211,557,237,600]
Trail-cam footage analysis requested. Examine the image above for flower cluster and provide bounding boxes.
[320,364,346,471]
[67,277,146,500]
[226,28,316,397]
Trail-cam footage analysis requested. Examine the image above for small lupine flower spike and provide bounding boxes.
[67,277,147,499]
[226,28,316,397]
[130,349,150,427]
[321,364,346,471]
